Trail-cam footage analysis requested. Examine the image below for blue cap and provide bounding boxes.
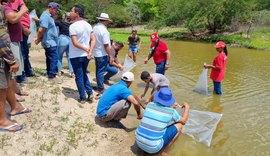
[153,88,176,107]
[48,2,60,10]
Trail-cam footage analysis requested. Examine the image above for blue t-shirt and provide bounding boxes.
[135,102,181,153]
[96,80,132,117]
[40,11,58,48]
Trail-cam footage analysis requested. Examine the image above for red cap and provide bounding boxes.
[215,41,226,48]
[150,33,159,41]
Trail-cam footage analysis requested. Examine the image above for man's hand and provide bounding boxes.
[137,113,143,120]
[9,63,19,73]
[144,58,148,64]
[109,56,114,64]
[34,38,41,45]
[118,64,124,71]
[165,64,169,70]
[140,94,145,99]
[181,102,189,109]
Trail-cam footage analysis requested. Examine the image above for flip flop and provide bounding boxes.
[15,94,25,102]
[17,90,29,96]
[0,123,24,132]
[10,108,32,116]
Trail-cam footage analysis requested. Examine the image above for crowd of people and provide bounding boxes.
[0,1,228,155]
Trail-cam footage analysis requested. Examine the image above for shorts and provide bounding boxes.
[162,124,178,148]
[10,42,24,76]
[128,45,138,53]
[0,58,10,89]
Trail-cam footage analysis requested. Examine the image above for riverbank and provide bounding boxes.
[0,45,138,156]
[110,25,270,50]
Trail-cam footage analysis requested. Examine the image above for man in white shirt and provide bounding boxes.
[69,5,96,103]
[93,13,113,98]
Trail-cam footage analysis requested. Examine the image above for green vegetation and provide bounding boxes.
[25,0,270,49]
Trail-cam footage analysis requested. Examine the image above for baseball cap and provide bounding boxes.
[150,33,159,41]
[48,2,60,10]
[121,72,134,82]
[214,41,226,48]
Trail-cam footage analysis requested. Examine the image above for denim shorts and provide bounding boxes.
[162,124,178,148]
[128,45,138,53]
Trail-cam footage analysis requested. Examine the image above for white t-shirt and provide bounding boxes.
[93,23,111,57]
[151,73,170,88]
[69,20,93,59]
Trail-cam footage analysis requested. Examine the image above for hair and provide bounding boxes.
[115,41,124,48]
[140,71,150,80]
[132,30,137,33]
[223,46,228,56]
[73,5,84,18]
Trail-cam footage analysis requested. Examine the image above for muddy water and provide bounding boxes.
[109,40,270,156]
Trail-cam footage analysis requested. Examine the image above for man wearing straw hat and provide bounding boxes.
[93,13,114,98]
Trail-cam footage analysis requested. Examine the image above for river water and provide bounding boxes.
[96,40,270,156]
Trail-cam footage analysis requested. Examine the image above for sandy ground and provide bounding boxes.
[0,45,142,156]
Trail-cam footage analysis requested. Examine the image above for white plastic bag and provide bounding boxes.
[111,55,136,81]
[194,68,208,94]
[27,10,38,43]
[176,108,222,146]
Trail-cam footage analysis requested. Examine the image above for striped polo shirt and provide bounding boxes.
[135,102,181,153]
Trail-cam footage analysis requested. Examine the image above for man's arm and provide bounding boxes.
[71,35,89,52]
[87,32,96,59]
[127,95,145,119]
[141,82,150,98]
[35,27,46,45]
[104,44,114,64]
[177,102,189,125]
[5,5,28,24]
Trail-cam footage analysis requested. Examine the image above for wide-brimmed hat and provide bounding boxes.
[214,41,226,48]
[154,88,175,107]
[48,2,60,11]
[121,72,134,82]
[96,13,112,22]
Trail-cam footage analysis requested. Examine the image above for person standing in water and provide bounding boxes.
[204,41,228,95]
[127,29,141,62]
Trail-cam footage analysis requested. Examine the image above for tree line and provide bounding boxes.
[25,0,270,34]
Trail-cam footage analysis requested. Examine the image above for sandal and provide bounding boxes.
[0,123,24,132]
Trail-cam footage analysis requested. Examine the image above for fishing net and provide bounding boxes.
[111,55,136,81]
[176,107,222,146]
[27,10,38,43]
[194,68,208,94]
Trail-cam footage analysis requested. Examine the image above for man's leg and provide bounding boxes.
[97,100,131,122]
[158,123,183,156]
[95,56,108,93]
[156,61,166,75]
[21,34,33,77]
[45,47,58,78]
[133,52,137,62]
[82,57,93,97]
[104,64,118,81]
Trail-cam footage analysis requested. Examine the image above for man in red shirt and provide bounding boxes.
[144,33,171,75]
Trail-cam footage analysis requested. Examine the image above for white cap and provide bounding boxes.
[121,72,134,82]
[96,13,112,21]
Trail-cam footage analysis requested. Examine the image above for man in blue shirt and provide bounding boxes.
[35,2,59,80]
[135,88,190,155]
[96,72,144,122]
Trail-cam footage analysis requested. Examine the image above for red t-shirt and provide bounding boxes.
[210,52,227,82]
[150,40,169,64]
[11,0,30,29]
[2,2,23,42]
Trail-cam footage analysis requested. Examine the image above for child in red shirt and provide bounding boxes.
[204,41,228,95]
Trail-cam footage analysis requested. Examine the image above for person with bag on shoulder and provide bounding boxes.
[144,33,171,75]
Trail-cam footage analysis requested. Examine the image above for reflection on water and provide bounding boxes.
[92,40,270,155]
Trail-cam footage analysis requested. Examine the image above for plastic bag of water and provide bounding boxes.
[194,68,208,94]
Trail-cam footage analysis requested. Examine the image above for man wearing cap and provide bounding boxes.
[35,2,59,80]
[96,72,144,122]
[135,88,189,155]
[144,33,171,75]
[93,13,114,97]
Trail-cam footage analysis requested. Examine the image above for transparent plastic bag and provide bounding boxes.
[27,10,38,43]
[176,108,222,146]
[194,68,208,94]
[111,55,136,81]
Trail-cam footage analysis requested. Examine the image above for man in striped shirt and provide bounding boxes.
[135,88,189,155]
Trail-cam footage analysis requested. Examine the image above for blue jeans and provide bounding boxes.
[70,57,93,100]
[57,35,73,72]
[17,34,33,82]
[44,46,58,78]
[213,81,222,95]
[95,56,108,91]
[104,64,118,81]
[156,60,166,75]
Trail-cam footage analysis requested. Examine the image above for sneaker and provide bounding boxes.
[87,93,94,102]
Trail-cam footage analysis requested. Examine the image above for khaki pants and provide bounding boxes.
[97,100,131,122]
